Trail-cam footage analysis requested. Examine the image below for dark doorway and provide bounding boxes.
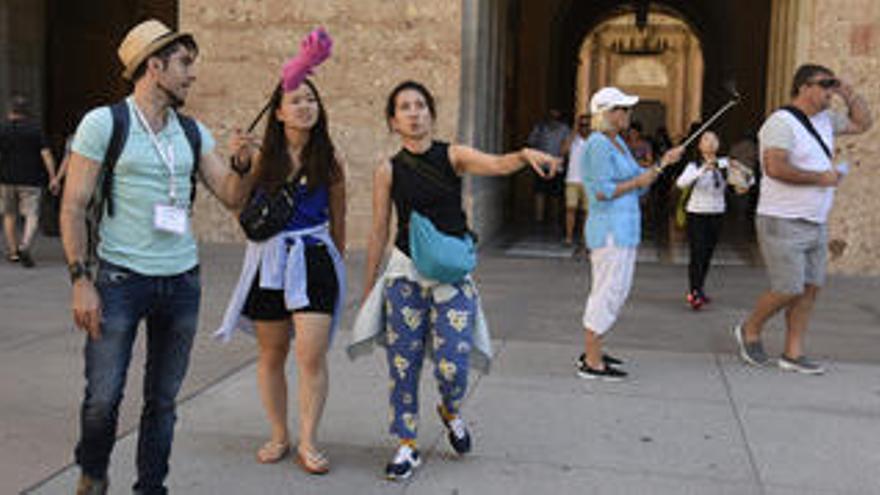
[632,100,666,138]
[39,1,177,233]
[502,0,770,264]
[45,0,178,150]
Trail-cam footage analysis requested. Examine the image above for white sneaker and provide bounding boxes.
[385,444,421,480]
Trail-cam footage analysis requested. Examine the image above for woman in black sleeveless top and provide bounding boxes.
[354,80,559,480]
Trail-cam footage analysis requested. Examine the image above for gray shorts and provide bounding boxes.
[0,184,42,217]
[756,215,827,294]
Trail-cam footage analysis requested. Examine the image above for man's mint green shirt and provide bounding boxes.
[71,97,216,276]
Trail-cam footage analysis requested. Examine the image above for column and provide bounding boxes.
[766,0,816,112]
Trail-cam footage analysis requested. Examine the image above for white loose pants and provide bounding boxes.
[582,239,637,335]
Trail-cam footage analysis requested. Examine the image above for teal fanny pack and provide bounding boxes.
[409,210,476,284]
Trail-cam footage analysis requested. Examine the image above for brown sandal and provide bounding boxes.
[256,440,290,464]
[295,446,330,475]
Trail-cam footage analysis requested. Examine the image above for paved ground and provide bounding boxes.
[4,235,880,494]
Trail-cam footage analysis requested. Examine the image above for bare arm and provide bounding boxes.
[329,155,347,254]
[449,145,561,178]
[763,148,839,186]
[40,148,57,181]
[52,154,70,194]
[835,82,873,135]
[41,148,60,195]
[198,150,257,210]
[560,131,575,157]
[60,152,102,339]
[362,161,393,300]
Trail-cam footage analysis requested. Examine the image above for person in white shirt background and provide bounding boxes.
[562,113,590,252]
[675,131,752,309]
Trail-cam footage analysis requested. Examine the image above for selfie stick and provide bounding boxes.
[680,98,740,149]
[246,97,274,133]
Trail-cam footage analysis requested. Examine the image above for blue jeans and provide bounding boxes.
[75,260,201,495]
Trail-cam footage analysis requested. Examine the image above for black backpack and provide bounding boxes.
[86,100,202,261]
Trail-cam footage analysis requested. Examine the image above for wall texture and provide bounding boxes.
[810,0,880,274]
[180,0,462,246]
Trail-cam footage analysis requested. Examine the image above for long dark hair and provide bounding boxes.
[257,79,341,193]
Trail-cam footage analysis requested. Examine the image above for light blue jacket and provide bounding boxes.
[580,131,649,249]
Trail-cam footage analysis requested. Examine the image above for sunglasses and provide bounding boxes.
[611,105,633,112]
[809,78,840,89]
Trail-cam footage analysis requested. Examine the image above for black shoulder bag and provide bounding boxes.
[238,178,300,241]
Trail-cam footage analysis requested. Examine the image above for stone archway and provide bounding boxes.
[575,12,704,141]
[494,0,772,259]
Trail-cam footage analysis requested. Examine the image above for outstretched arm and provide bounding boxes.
[448,144,561,178]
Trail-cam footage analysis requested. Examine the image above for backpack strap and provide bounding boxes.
[780,105,832,159]
[175,112,202,209]
[100,104,202,217]
[101,100,131,217]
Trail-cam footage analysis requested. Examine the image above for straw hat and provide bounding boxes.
[118,19,193,80]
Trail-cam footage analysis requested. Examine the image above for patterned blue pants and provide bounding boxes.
[384,277,476,440]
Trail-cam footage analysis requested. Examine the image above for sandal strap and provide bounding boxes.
[257,441,290,461]
[299,447,329,467]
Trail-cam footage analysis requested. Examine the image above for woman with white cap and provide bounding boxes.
[576,87,684,380]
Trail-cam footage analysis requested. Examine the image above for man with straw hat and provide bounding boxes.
[61,19,255,494]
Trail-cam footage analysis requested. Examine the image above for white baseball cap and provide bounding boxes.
[590,87,639,114]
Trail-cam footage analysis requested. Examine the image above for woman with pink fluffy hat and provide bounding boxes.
[216,28,345,475]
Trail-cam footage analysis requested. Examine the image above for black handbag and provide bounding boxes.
[238,182,297,241]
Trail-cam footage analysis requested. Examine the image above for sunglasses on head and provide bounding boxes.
[810,78,840,89]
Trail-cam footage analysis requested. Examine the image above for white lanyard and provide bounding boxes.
[132,101,180,203]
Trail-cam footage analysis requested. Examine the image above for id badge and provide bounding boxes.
[153,203,188,235]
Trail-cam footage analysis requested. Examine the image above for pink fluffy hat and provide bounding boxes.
[247,27,333,131]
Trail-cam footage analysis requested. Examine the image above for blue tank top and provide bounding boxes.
[284,181,330,234]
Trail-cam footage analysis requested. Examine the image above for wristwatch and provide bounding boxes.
[68,261,92,285]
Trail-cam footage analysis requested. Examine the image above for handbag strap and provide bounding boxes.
[396,148,459,196]
[780,105,832,159]
[396,147,478,243]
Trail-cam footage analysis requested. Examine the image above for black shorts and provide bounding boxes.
[242,244,338,320]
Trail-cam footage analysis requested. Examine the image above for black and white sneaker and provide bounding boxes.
[385,444,421,481]
[437,404,472,455]
[576,362,627,381]
[18,249,34,268]
[778,354,825,375]
[576,352,624,368]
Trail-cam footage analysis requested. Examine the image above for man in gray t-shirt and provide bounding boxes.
[527,109,570,224]
[733,64,872,375]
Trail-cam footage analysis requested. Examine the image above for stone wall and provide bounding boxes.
[810,0,880,275]
[180,0,462,246]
